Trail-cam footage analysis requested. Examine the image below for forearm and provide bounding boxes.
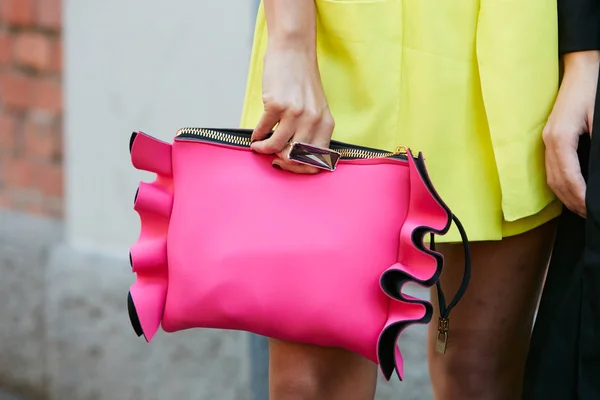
[263,0,316,52]
[563,50,600,80]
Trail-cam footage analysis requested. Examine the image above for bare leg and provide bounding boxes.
[268,339,378,400]
[428,220,557,400]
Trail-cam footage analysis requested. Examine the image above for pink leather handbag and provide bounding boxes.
[127,128,471,381]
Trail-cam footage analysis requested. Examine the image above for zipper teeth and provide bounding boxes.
[176,128,404,159]
[338,147,395,159]
[177,127,252,147]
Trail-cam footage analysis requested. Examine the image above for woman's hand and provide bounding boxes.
[543,50,600,217]
[250,43,335,173]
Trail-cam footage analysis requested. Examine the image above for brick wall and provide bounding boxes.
[0,0,63,218]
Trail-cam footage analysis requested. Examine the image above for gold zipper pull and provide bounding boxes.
[435,317,449,354]
[395,145,408,155]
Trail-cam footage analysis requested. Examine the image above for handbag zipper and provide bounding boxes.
[176,127,409,160]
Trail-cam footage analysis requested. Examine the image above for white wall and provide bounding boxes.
[57,4,258,398]
[65,0,255,254]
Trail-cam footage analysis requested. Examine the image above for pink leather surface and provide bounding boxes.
[128,131,451,381]
[129,134,173,341]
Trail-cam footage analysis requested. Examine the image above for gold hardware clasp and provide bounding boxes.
[395,145,408,155]
[435,317,449,354]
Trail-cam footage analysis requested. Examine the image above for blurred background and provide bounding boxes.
[0,0,432,399]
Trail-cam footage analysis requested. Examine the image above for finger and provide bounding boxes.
[251,110,280,142]
[275,112,331,173]
[272,158,319,174]
[278,113,318,159]
[251,118,295,154]
[589,108,595,137]
[548,163,578,216]
[274,141,320,174]
[551,142,587,217]
[279,110,334,160]
[297,111,334,145]
[567,175,587,217]
[545,144,576,214]
[560,138,587,216]
[309,113,335,148]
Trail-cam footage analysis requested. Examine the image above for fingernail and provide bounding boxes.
[272,162,282,170]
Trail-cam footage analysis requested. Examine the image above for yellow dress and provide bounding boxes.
[240,0,563,243]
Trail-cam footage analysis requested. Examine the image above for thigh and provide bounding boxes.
[268,339,378,400]
[428,219,558,398]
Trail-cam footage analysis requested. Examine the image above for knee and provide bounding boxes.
[268,343,376,400]
[445,358,503,397]
[431,348,519,399]
[269,369,324,400]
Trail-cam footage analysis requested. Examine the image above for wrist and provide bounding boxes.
[268,31,316,54]
[563,50,600,76]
